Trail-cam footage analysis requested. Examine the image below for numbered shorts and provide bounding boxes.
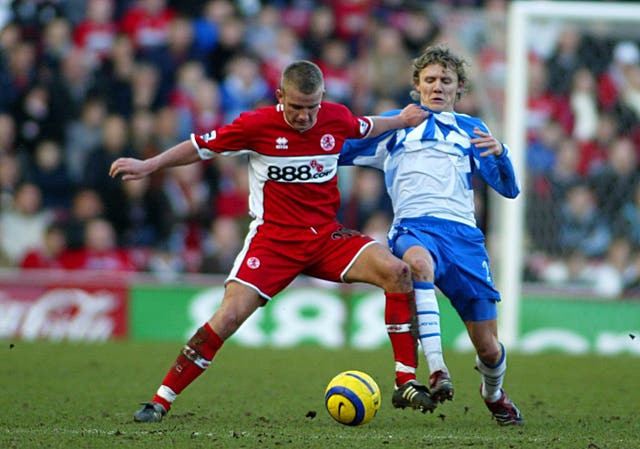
[227,221,377,300]
[390,216,500,322]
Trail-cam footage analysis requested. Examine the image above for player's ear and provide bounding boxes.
[275,88,284,103]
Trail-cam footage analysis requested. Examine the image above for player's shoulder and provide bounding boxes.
[320,101,353,117]
[241,104,278,121]
[452,111,487,131]
[222,105,279,135]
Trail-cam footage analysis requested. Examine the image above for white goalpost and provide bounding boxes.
[499,1,640,348]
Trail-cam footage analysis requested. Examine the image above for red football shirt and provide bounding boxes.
[191,102,373,229]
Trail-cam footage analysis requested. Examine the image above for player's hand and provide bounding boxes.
[109,157,153,181]
[399,103,429,128]
[471,127,503,157]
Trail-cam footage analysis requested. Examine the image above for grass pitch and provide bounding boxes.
[1,340,639,449]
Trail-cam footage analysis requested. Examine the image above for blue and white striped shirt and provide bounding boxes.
[340,108,520,228]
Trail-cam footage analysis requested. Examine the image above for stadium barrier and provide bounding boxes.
[0,269,638,356]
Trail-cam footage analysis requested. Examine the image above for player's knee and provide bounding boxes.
[476,341,502,366]
[210,305,244,339]
[380,257,412,291]
[407,256,433,280]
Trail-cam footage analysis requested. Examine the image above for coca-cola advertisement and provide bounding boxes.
[0,270,128,341]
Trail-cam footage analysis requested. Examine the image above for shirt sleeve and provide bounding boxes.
[474,142,521,199]
[339,109,402,169]
[190,112,253,159]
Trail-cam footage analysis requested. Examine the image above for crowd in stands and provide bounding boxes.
[0,0,639,298]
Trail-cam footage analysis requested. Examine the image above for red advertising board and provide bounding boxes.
[0,270,129,341]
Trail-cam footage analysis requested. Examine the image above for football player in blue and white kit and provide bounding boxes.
[340,45,523,425]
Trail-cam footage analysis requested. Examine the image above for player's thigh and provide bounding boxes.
[343,241,411,290]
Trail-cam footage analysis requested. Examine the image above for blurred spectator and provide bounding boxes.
[162,162,212,256]
[329,0,373,50]
[64,188,105,250]
[130,61,165,112]
[0,152,21,210]
[361,210,391,245]
[83,114,133,218]
[557,182,611,259]
[0,38,37,113]
[528,137,581,255]
[244,4,279,63]
[213,157,249,219]
[64,96,107,183]
[154,105,182,150]
[13,83,61,158]
[365,25,411,105]
[619,62,640,125]
[47,46,96,127]
[0,112,17,153]
[219,54,270,124]
[147,14,203,101]
[205,15,247,82]
[9,1,64,42]
[569,67,599,142]
[339,167,392,231]
[168,59,206,138]
[260,26,306,90]
[598,40,639,111]
[73,0,118,66]
[119,0,176,56]
[576,111,618,176]
[192,0,236,55]
[64,217,137,271]
[93,33,137,116]
[115,176,174,247]
[545,26,586,96]
[129,107,157,156]
[588,136,640,226]
[191,77,223,135]
[0,224,12,267]
[526,57,572,143]
[27,139,75,213]
[200,215,243,274]
[393,4,441,56]
[526,118,565,178]
[0,182,53,264]
[617,181,640,249]
[19,221,69,269]
[316,39,353,106]
[40,17,73,77]
[301,4,336,60]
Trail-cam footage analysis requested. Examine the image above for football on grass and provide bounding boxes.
[324,370,381,426]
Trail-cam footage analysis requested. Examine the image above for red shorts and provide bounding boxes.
[227,221,376,300]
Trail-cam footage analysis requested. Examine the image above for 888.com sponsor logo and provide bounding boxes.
[266,159,334,182]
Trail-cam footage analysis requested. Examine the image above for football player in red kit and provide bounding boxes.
[109,60,434,422]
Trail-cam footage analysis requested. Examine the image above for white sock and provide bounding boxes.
[414,282,446,374]
[476,343,506,402]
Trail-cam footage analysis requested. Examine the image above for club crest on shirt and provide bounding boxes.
[247,257,260,269]
[320,134,335,151]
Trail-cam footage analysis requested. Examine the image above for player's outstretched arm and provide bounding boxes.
[109,140,201,181]
[368,103,427,137]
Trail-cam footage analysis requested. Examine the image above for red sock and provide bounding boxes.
[385,291,418,387]
[152,323,224,411]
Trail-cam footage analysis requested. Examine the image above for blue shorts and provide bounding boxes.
[390,216,500,322]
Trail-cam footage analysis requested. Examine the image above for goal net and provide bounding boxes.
[498,1,640,346]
